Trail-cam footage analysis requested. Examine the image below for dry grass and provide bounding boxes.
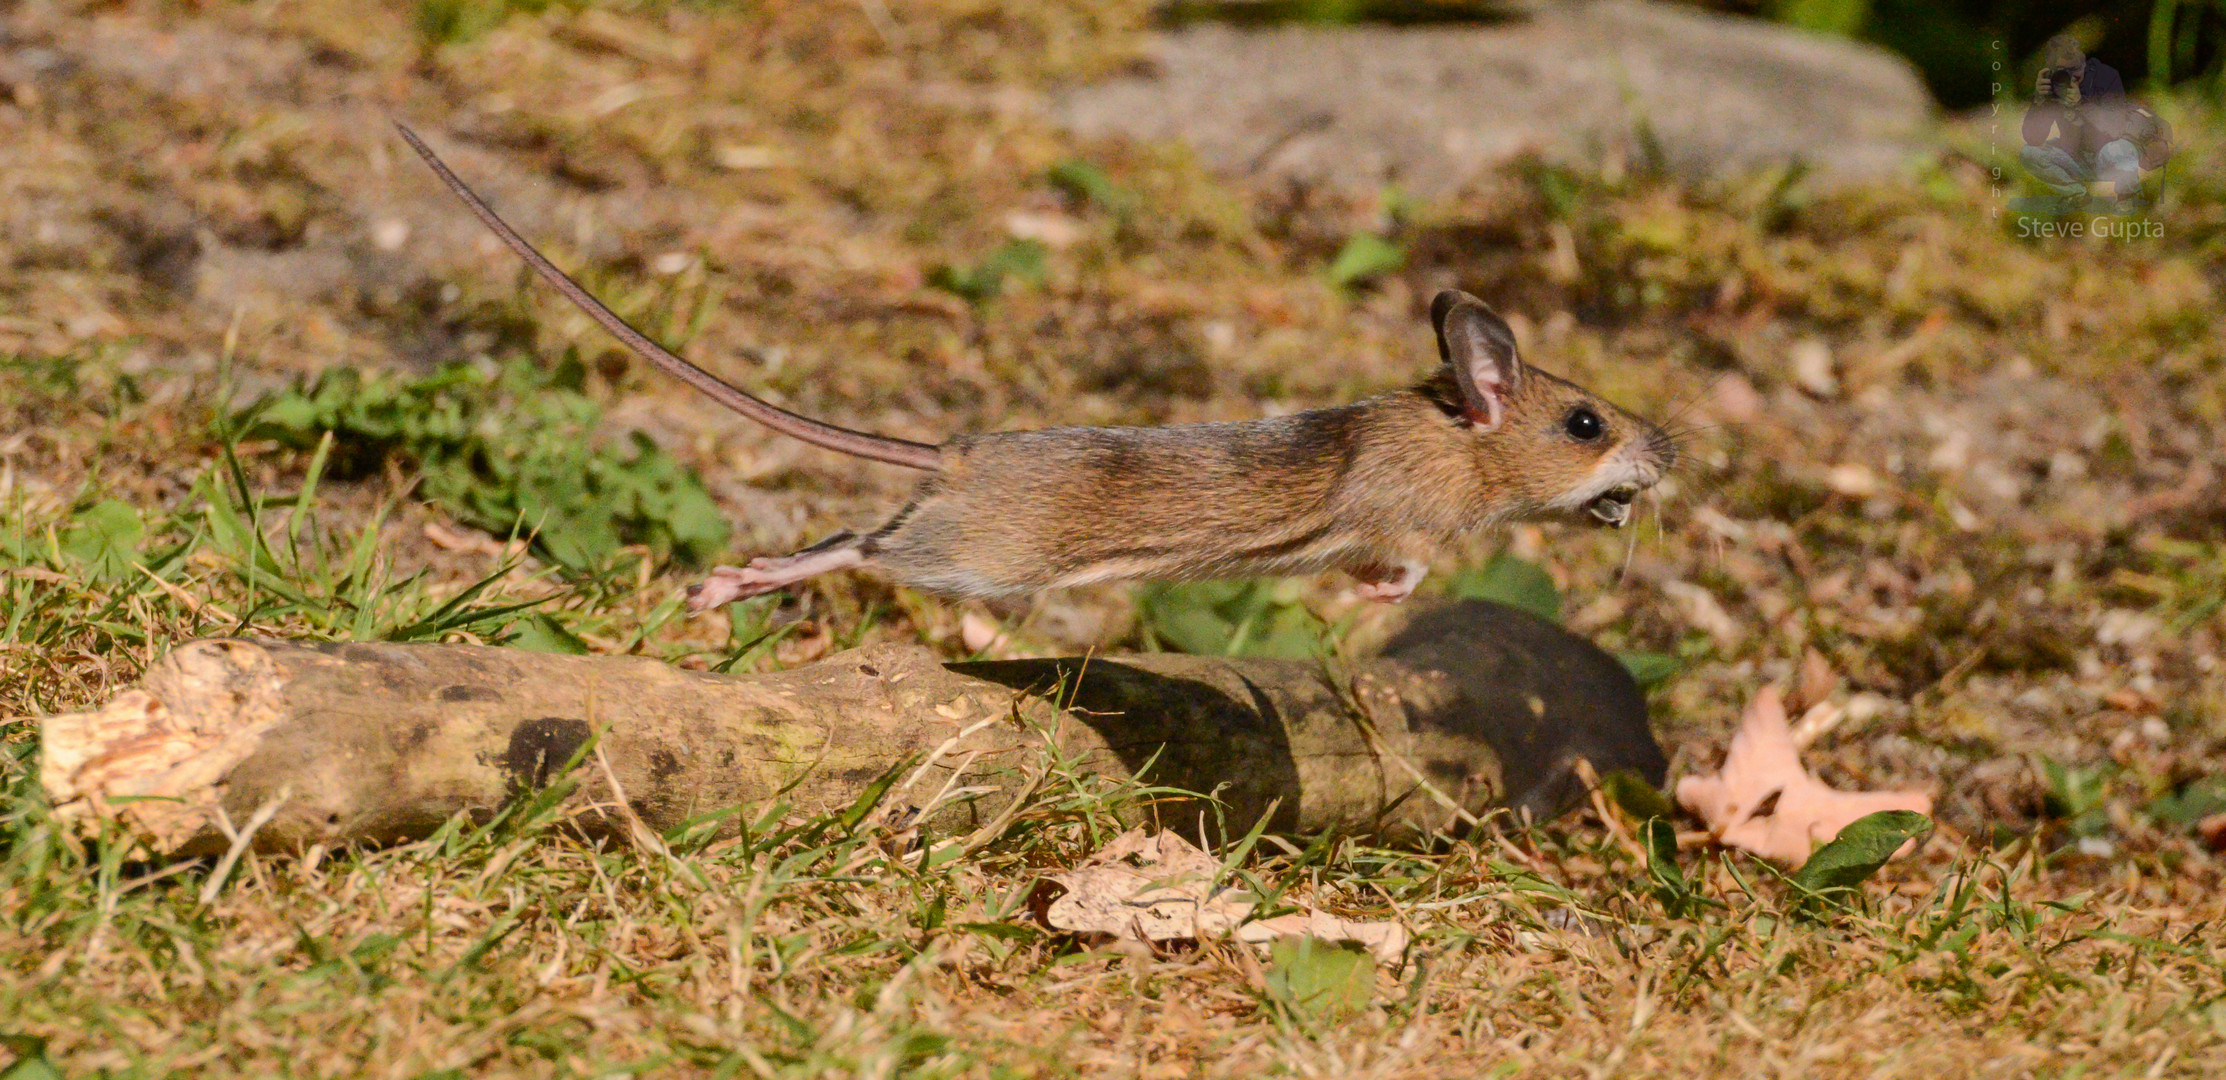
[3,0,2226,1075]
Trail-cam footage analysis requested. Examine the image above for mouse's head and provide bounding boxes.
[1431,290,1676,527]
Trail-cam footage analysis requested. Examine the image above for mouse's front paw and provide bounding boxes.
[1348,559,1428,604]
[1353,580,1415,603]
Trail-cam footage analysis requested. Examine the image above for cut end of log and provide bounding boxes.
[40,638,287,851]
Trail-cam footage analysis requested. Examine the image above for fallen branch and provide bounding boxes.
[35,601,1662,858]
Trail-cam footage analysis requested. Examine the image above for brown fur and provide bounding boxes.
[853,364,1673,599]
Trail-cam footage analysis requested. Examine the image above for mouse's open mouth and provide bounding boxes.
[1585,486,1639,528]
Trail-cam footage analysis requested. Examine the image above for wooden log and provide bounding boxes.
[34,601,1659,857]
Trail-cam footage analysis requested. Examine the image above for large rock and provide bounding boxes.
[1059,0,1934,195]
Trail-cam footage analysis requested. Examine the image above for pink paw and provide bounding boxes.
[684,560,790,613]
[1348,560,1427,604]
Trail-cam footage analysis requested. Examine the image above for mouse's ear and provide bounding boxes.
[1431,290,1523,432]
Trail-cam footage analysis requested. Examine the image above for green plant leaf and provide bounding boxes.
[1617,651,1679,690]
[1788,809,1931,901]
[0,1034,63,1080]
[1599,769,1677,822]
[1522,160,1586,221]
[2148,776,2226,828]
[238,358,729,572]
[1263,936,1375,1024]
[503,613,589,655]
[1326,233,1404,286]
[1771,0,1869,37]
[1047,159,1136,216]
[2040,757,2113,838]
[1135,580,1323,658]
[59,499,145,582]
[955,921,1038,943]
[929,239,1048,304]
[1445,554,1561,622]
[836,758,911,832]
[415,0,549,46]
[1642,817,1695,917]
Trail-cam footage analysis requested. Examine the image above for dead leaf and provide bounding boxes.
[1786,699,1846,750]
[422,521,523,559]
[1661,580,1745,649]
[1033,829,1407,964]
[1793,648,1838,714]
[1675,686,1933,867]
[1238,911,1407,963]
[774,622,831,665]
[2198,813,2226,853]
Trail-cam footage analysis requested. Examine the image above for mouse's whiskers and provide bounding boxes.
[1656,369,1735,430]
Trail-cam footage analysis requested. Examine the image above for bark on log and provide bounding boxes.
[35,601,1660,857]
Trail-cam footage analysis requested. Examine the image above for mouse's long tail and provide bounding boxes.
[397,124,942,472]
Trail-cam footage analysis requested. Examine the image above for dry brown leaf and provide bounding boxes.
[1675,686,1934,867]
[421,521,523,559]
[1035,829,1408,964]
[1793,647,1839,715]
[1661,580,1745,649]
[1236,911,1409,962]
[774,622,832,665]
[2198,813,2226,853]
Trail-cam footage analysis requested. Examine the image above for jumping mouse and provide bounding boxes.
[399,126,1676,611]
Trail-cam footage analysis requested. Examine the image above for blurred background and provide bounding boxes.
[1668,0,2219,106]
[1152,0,2226,106]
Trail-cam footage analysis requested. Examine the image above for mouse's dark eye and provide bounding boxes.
[1564,407,1605,442]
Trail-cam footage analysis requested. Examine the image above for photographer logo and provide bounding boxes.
[2007,34,2171,236]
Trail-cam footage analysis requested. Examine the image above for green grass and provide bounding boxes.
[239,356,731,571]
[4,731,2221,1075]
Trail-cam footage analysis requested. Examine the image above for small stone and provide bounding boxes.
[960,612,1005,654]
[713,143,788,170]
[371,218,411,251]
[1789,339,1838,398]
[1003,210,1085,249]
[1928,430,1970,471]
[1711,373,1764,424]
[1825,464,1878,497]
[2047,450,2086,481]
[2096,609,2162,648]
[1058,3,1931,197]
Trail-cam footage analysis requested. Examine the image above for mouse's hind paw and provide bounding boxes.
[684,541,869,613]
[685,565,787,612]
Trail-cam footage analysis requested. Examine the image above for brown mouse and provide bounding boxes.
[400,126,1675,611]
